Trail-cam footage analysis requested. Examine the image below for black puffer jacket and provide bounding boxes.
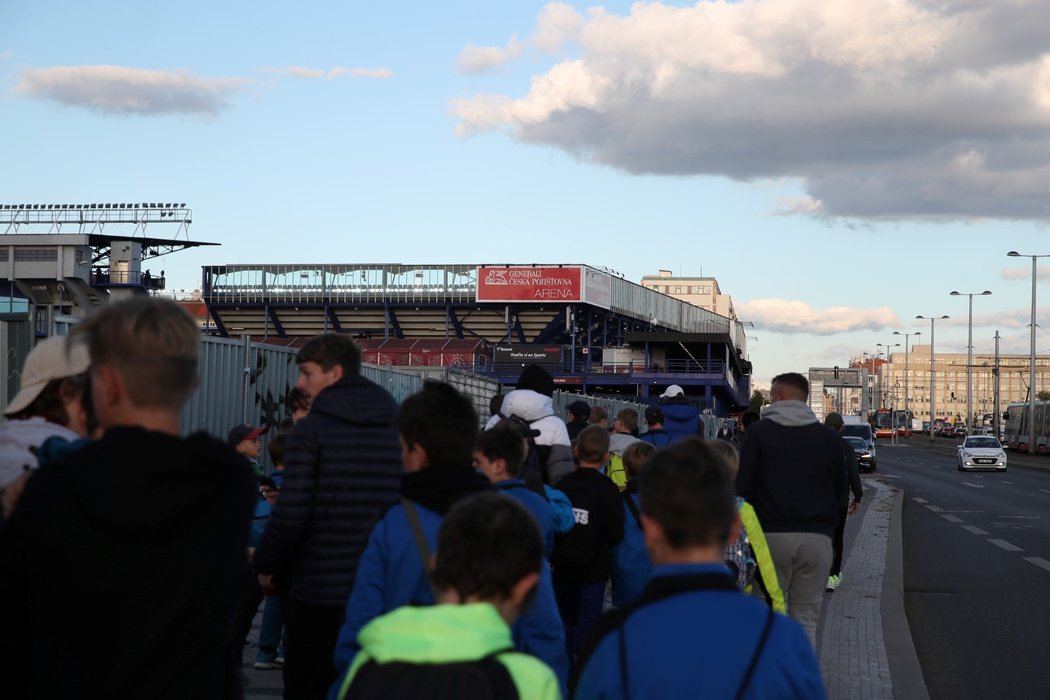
[254,375,403,606]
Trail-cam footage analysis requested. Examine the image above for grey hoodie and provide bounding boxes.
[761,400,818,428]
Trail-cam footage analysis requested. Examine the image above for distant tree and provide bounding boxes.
[1037,390,1050,401]
[750,390,767,411]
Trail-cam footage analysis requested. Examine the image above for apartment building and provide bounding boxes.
[640,270,737,320]
[875,345,1050,423]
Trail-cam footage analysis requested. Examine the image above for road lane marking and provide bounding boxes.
[926,505,944,513]
[1040,489,1050,495]
[962,525,989,535]
[989,539,1023,552]
[1002,481,1015,485]
[942,514,964,523]
[962,482,985,488]
[1024,557,1050,572]
[913,497,929,504]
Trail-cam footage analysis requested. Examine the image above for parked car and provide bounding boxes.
[953,426,967,438]
[938,425,956,438]
[957,435,1008,471]
[844,435,876,473]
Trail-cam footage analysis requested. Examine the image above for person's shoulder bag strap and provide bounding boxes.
[401,498,440,600]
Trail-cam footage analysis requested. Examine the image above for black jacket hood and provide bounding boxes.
[309,375,399,427]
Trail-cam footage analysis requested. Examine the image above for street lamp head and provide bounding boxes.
[1007,251,1020,257]
[981,290,992,295]
[950,291,961,296]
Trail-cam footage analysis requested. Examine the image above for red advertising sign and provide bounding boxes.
[476,266,583,303]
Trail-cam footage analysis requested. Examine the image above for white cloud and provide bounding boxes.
[457,38,526,74]
[738,298,899,335]
[260,66,394,80]
[14,65,250,117]
[1000,264,1050,281]
[328,66,394,80]
[260,66,325,79]
[454,0,1050,220]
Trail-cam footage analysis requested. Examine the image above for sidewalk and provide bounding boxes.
[818,476,928,700]
[241,476,929,700]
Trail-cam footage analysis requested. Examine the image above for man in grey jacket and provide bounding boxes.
[736,372,846,648]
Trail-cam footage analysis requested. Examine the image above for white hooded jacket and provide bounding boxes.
[485,389,575,483]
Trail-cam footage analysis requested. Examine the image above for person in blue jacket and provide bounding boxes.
[474,420,555,558]
[574,440,826,700]
[330,381,569,699]
[610,441,655,608]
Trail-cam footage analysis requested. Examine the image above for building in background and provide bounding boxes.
[640,270,737,320]
[876,345,1050,425]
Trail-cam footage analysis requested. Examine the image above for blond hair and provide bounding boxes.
[72,297,199,410]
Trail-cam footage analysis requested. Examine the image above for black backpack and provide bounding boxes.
[342,653,519,700]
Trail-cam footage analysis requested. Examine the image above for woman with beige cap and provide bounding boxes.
[0,336,91,489]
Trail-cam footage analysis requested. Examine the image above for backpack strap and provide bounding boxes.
[734,605,776,700]
[401,498,439,601]
[574,572,738,692]
[621,491,642,530]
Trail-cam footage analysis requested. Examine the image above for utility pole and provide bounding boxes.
[994,331,1001,439]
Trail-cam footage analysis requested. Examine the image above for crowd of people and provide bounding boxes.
[0,297,866,699]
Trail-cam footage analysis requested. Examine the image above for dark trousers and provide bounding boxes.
[552,574,606,673]
[831,506,848,576]
[283,597,345,700]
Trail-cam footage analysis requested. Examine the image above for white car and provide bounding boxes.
[957,436,1008,472]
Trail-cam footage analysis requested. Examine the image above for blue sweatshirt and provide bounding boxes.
[495,478,555,558]
[330,500,569,699]
[575,563,826,700]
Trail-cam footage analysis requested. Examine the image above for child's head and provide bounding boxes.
[639,441,737,564]
[588,406,608,427]
[431,493,543,622]
[614,409,638,435]
[228,424,265,459]
[286,387,311,423]
[704,438,740,478]
[474,423,525,482]
[268,432,287,469]
[575,425,610,467]
[622,441,655,480]
[70,297,199,425]
[397,381,478,472]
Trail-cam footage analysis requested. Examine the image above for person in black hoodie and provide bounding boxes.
[551,424,624,672]
[253,334,403,699]
[0,297,257,699]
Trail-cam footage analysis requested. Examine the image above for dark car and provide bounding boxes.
[843,436,876,473]
[938,425,956,438]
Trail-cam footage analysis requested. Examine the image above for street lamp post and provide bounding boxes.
[1007,252,1050,453]
[877,342,901,445]
[893,330,922,431]
[917,315,950,442]
[950,290,992,435]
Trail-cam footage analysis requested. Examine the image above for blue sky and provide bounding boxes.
[4,0,1050,385]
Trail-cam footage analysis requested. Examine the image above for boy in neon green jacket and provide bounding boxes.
[708,439,787,613]
[334,493,561,700]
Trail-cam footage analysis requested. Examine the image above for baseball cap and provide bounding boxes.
[660,385,685,398]
[4,337,91,417]
[824,412,844,429]
[228,424,267,448]
[644,405,665,424]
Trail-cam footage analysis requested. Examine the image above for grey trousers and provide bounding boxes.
[764,531,833,649]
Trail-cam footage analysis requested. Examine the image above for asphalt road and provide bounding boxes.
[876,438,1050,700]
